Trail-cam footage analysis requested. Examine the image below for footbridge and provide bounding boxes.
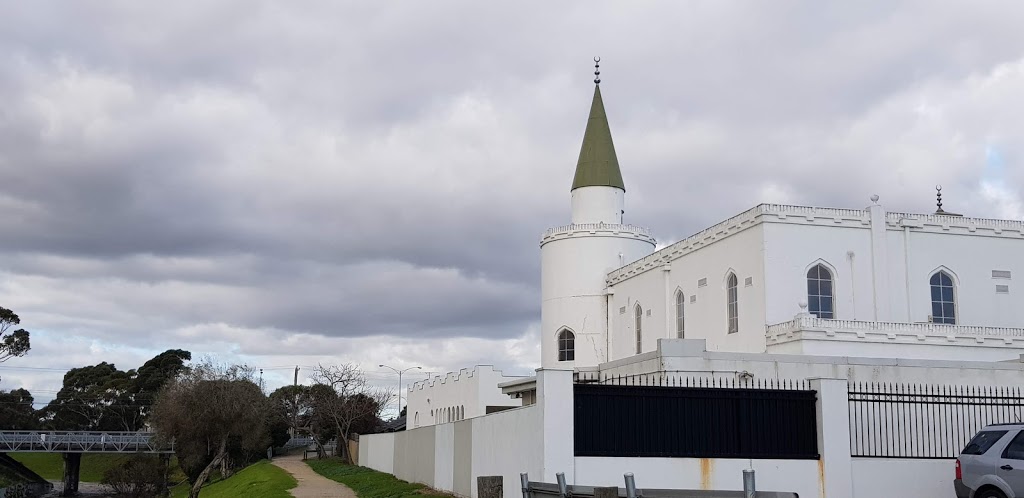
[0,431,172,453]
[0,432,173,496]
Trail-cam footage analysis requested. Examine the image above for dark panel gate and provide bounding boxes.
[574,383,819,459]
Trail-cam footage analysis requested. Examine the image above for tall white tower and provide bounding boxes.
[540,65,655,369]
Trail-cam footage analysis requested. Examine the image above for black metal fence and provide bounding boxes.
[573,374,819,459]
[848,383,1024,458]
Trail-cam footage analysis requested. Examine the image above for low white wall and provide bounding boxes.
[360,432,396,475]
[851,458,954,498]
[394,426,436,487]
[575,457,821,498]
[434,423,455,492]
[359,405,542,498]
[471,406,543,498]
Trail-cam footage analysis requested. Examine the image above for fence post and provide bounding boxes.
[623,473,636,498]
[478,476,503,498]
[537,369,575,484]
[809,378,854,498]
[742,469,755,498]
[556,473,568,498]
[520,473,530,498]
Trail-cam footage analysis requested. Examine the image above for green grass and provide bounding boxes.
[11,453,133,482]
[169,460,296,498]
[305,458,450,498]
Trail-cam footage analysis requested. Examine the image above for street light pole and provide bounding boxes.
[379,364,422,416]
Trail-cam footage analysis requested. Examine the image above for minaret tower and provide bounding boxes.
[540,59,656,369]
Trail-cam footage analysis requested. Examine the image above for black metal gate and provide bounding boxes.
[574,381,819,459]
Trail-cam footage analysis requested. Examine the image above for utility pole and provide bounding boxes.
[292,366,299,437]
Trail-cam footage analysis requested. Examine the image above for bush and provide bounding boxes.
[101,455,165,497]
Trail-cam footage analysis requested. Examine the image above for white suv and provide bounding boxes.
[956,424,1024,498]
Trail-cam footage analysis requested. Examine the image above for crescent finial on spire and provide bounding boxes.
[594,57,601,85]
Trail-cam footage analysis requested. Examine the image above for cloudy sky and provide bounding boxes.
[1,1,1022,408]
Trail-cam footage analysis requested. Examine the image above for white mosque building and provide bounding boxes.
[406,69,1024,429]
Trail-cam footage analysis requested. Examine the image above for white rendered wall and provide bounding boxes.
[761,222,877,324]
[768,333,1024,362]
[470,406,543,498]
[851,459,954,498]
[574,458,821,498]
[434,423,455,492]
[571,186,623,224]
[644,339,1024,387]
[541,233,654,368]
[608,225,766,359]
[406,366,524,429]
[762,217,1024,329]
[360,432,396,475]
[902,230,1023,327]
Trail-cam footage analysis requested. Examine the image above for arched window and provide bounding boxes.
[414,412,419,427]
[807,264,835,319]
[726,273,739,333]
[675,290,685,338]
[930,271,956,324]
[635,304,643,354]
[460,405,465,420]
[557,329,575,361]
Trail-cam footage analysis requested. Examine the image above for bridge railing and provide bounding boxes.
[0,431,173,453]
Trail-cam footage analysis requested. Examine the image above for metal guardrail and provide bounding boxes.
[0,431,173,453]
[521,472,798,498]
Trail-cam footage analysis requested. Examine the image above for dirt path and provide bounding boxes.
[272,453,358,498]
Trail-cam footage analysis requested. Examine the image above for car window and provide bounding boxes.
[963,430,1009,455]
[1002,431,1024,460]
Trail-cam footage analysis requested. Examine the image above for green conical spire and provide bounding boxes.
[571,84,625,191]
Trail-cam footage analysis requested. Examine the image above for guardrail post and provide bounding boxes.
[742,469,755,498]
[556,472,567,498]
[623,473,636,498]
[520,473,530,498]
[478,476,503,498]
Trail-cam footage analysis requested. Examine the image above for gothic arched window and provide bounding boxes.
[635,304,643,354]
[807,264,835,319]
[930,271,956,324]
[557,329,575,362]
[726,273,739,333]
[675,290,685,338]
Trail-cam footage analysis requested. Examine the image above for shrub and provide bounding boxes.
[101,455,165,497]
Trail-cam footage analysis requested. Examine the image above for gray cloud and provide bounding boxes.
[1,1,1022,393]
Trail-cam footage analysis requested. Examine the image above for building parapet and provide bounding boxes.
[887,212,1024,236]
[767,316,1024,347]
[607,203,1024,285]
[408,365,526,392]
[541,223,654,246]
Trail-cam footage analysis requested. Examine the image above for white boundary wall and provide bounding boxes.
[359,363,1009,498]
[360,404,542,498]
[575,458,821,497]
[852,459,954,497]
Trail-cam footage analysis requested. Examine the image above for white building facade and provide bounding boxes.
[390,73,1024,498]
[406,366,525,429]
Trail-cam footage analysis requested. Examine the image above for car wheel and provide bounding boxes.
[975,488,1007,498]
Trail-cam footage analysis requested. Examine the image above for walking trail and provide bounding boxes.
[272,453,358,498]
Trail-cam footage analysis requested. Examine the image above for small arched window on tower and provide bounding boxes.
[675,290,685,338]
[634,304,643,354]
[557,329,575,362]
[930,271,956,324]
[726,273,739,334]
[807,264,835,319]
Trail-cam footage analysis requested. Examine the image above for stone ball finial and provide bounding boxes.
[870,194,880,204]
[798,300,808,310]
